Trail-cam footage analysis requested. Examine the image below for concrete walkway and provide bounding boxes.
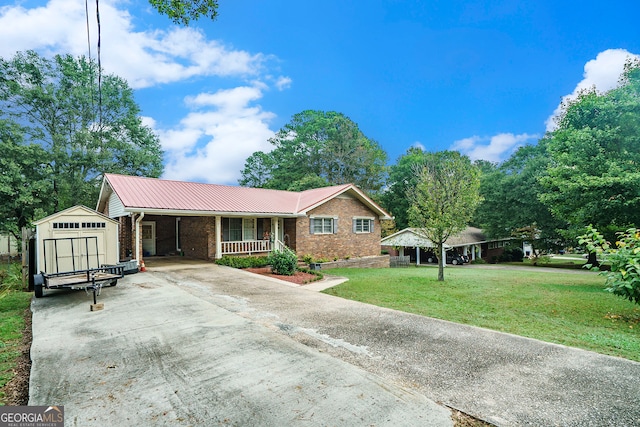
[29,261,640,426]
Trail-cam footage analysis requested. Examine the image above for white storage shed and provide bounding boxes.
[33,205,119,274]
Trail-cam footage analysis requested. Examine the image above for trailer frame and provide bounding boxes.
[33,236,124,300]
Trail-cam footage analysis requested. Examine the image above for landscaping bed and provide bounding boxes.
[243,267,321,285]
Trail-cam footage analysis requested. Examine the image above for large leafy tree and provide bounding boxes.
[539,59,640,246]
[239,110,388,193]
[149,0,219,26]
[407,151,482,281]
[0,50,163,231]
[475,142,567,253]
[379,147,431,230]
[0,121,51,238]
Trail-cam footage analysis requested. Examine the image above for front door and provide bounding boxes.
[141,221,156,256]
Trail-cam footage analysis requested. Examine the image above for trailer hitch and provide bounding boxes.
[86,273,104,311]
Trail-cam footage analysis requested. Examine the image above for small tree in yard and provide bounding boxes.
[579,225,640,305]
[407,151,482,281]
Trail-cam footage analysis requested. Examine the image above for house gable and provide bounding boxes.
[34,205,118,226]
[295,193,383,259]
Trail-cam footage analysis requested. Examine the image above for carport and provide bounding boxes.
[381,227,512,264]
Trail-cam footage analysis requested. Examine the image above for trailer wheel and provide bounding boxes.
[33,274,45,298]
[109,280,117,287]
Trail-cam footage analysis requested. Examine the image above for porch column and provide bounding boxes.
[477,244,482,260]
[442,245,447,268]
[399,247,404,257]
[416,247,420,265]
[472,245,476,261]
[215,216,222,259]
[272,218,279,250]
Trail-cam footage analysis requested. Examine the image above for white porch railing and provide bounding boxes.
[221,240,272,255]
[273,239,286,252]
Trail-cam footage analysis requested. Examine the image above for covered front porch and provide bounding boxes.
[118,214,296,263]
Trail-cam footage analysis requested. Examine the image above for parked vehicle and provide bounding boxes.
[446,252,465,265]
[424,251,465,265]
[425,251,438,263]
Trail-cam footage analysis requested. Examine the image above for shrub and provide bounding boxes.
[302,254,314,264]
[297,267,324,283]
[268,248,298,276]
[215,256,269,269]
[0,263,23,292]
[499,247,524,262]
[580,225,640,305]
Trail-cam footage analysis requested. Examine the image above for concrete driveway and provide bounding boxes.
[30,260,640,426]
[28,262,451,427]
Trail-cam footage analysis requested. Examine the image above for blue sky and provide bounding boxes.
[1,0,639,184]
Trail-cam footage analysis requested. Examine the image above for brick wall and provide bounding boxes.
[294,195,382,260]
[118,216,133,261]
[180,216,216,260]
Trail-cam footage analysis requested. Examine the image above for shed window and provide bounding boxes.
[82,222,106,229]
[53,222,80,229]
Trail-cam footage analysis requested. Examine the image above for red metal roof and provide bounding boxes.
[103,174,378,216]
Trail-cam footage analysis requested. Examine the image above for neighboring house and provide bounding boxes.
[96,174,392,264]
[381,227,512,264]
[0,233,19,258]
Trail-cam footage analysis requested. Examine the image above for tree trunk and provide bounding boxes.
[587,251,599,267]
[437,243,445,281]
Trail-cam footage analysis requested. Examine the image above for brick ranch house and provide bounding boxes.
[96,174,392,265]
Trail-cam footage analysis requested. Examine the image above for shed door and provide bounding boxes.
[141,221,156,256]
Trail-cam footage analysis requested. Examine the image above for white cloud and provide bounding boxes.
[1,0,291,185]
[412,141,426,150]
[275,76,292,91]
[154,85,276,184]
[545,49,640,132]
[451,133,538,163]
[0,0,265,88]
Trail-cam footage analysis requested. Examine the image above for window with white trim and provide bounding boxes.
[226,218,243,241]
[243,218,256,240]
[310,217,336,234]
[222,217,258,241]
[353,218,374,233]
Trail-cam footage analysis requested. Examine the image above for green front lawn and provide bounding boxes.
[323,267,640,361]
[0,262,32,405]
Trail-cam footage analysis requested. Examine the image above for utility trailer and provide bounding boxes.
[33,236,124,302]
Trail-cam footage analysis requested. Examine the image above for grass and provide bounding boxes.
[322,266,640,361]
[0,262,31,405]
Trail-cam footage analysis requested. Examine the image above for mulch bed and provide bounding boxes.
[243,267,320,285]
